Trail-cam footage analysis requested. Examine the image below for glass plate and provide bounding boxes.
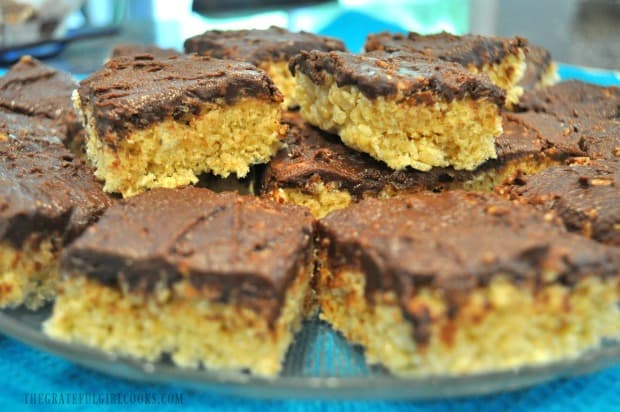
[1,304,619,400]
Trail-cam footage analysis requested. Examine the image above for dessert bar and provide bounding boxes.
[184,26,345,108]
[290,50,505,172]
[259,111,580,217]
[0,111,112,309]
[110,44,181,59]
[316,191,620,375]
[45,187,315,376]
[364,31,528,106]
[502,159,619,246]
[75,54,285,197]
[0,56,83,153]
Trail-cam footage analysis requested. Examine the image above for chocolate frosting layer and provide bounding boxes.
[0,55,81,145]
[577,121,620,160]
[517,80,620,123]
[509,159,620,246]
[110,44,181,59]
[77,54,282,146]
[184,26,346,65]
[318,191,620,343]
[364,31,527,69]
[289,50,505,104]
[62,187,314,322]
[259,111,580,197]
[0,110,113,248]
[516,81,620,160]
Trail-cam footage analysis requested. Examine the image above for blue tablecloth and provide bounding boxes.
[2,10,620,412]
[2,336,620,411]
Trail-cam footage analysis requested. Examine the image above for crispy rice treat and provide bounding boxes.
[501,159,620,246]
[44,187,315,377]
[75,54,285,197]
[109,44,181,59]
[0,55,83,153]
[517,80,620,123]
[290,51,505,172]
[316,191,620,376]
[364,31,528,106]
[258,111,582,218]
[516,81,620,161]
[184,26,345,109]
[0,111,112,309]
[519,44,559,90]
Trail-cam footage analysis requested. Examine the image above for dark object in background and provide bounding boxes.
[571,0,620,72]
[192,0,333,14]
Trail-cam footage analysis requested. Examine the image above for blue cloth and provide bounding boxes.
[2,336,620,411]
[2,10,620,412]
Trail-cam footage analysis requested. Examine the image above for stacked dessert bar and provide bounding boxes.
[0,27,617,379]
[0,58,113,309]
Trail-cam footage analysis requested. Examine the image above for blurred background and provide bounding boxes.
[0,0,618,74]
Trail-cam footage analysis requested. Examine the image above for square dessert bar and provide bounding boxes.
[517,80,620,124]
[258,111,582,218]
[519,45,559,90]
[501,159,620,246]
[109,44,181,59]
[0,56,83,153]
[44,187,315,377]
[184,26,346,109]
[364,31,533,106]
[75,54,285,197]
[290,50,505,172]
[516,81,620,160]
[316,191,620,375]
[0,110,112,309]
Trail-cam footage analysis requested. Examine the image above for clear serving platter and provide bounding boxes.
[1,304,619,400]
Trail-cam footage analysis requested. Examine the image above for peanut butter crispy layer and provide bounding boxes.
[318,191,620,345]
[364,31,526,71]
[0,56,81,147]
[77,54,282,146]
[184,26,346,65]
[503,159,620,246]
[290,50,505,104]
[61,187,314,322]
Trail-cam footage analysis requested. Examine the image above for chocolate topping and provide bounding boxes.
[517,80,620,123]
[110,44,181,59]
[364,31,527,70]
[289,50,505,104]
[184,26,346,65]
[501,111,584,157]
[318,191,620,343]
[62,187,314,322]
[516,81,620,160]
[0,110,113,248]
[509,160,620,246]
[259,111,579,197]
[577,121,620,160]
[77,54,282,146]
[0,55,81,145]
